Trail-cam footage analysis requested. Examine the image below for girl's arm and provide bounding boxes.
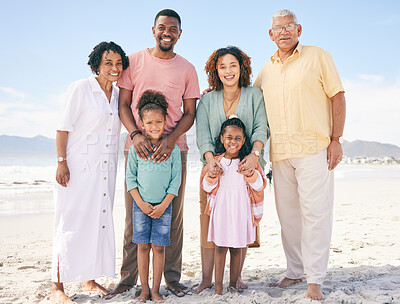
[244,170,264,192]
[201,174,219,193]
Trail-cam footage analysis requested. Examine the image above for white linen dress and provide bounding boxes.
[51,76,121,282]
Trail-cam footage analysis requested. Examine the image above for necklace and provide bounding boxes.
[223,87,241,118]
[223,87,240,103]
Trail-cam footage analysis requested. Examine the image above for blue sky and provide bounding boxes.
[1,0,400,146]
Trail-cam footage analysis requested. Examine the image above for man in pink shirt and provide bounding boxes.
[106,9,200,299]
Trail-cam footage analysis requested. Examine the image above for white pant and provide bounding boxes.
[272,149,333,285]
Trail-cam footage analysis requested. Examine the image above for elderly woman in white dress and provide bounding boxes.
[50,41,129,303]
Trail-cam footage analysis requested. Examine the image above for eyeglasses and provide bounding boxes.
[271,23,298,33]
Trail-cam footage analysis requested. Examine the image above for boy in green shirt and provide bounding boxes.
[126,90,181,302]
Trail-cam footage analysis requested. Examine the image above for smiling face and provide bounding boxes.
[269,15,302,54]
[217,54,241,89]
[220,125,245,158]
[97,51,123,83]
[152,16,182,53]
[140,109,166,144]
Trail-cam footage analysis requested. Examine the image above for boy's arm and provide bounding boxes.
[129,188,155,215]
[149,147,181,218]
[126,147,155,215]
[148,193,175,219]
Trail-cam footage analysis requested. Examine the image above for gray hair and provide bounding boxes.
[271,9,298,26]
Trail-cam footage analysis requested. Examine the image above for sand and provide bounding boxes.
[1,165,400,303]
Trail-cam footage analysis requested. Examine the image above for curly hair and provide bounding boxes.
[214,117,252,161]
[87,41,129,75]
[136,90,168,120]
[204,46,252,91]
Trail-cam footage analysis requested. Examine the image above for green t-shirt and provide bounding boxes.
[126,144,181,203]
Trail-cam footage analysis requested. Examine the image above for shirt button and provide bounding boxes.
[103,209,106,213]
[102,226,105,229]
[110,113,113,116]
[103,193,106,196]
[104,177,107,180]
[106,144,109,147]
[108,129,111,132]
[104,161,107,164]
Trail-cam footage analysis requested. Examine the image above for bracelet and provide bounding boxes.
[129,130,142,140]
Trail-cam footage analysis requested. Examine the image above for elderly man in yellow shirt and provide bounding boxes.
[254,9,346,301]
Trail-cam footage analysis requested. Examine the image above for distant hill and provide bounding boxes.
[342,140,400,158]
[1,134,399,166]
[0,135,56,165]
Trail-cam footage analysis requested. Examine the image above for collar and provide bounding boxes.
[271,42,303,63]
[88,75,102,93]
[88,75,118,99]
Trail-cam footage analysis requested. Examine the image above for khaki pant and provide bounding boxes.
[119,151,187,286]
[272,149,334,285]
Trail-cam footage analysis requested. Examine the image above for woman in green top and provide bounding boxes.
[195,46,269,293]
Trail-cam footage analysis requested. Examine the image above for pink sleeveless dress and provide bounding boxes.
[207,157,255,248]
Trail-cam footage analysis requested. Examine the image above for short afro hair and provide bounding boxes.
[87,41,129,75]
[154,9,181,28]
[205,46,252,91]
[137,90,168,120]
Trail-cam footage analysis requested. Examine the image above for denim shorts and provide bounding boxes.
[132,200,172,246]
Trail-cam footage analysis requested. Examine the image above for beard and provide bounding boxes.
[158,39,173,52]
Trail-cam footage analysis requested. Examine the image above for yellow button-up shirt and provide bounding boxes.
[254,43,345,162]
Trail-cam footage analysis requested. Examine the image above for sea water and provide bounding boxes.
[0,163,399,217]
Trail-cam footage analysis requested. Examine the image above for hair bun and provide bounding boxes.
[228,114,238,119]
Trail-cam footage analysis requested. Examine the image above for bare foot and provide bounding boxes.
[137,288,150,302]
[50,283,73,303]
[193,281,213,294]
[151,290,165,302]
[103,283,133,300]
[270,277,302,288]
[215,285,223,295]
[82,280,109,294]
[236,277,248,289]
[306,283,324,301]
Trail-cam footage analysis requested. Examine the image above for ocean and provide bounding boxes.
[1,163,399,217]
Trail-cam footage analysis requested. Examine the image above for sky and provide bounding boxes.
[1,0,400,146]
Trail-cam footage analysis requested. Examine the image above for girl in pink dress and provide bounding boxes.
[200,116,266,295]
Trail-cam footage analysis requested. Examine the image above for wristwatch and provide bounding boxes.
[331,136,344,144]
[252,150,260,157]
[58,156,66,163]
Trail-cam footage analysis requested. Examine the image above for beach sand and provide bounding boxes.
[1,165,400,303]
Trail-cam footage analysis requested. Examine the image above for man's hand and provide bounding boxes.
[152,135,175,163]
[327,141,343,171]
[137,201,155,215]
[56,162,70,187]
[132,133,153,160]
